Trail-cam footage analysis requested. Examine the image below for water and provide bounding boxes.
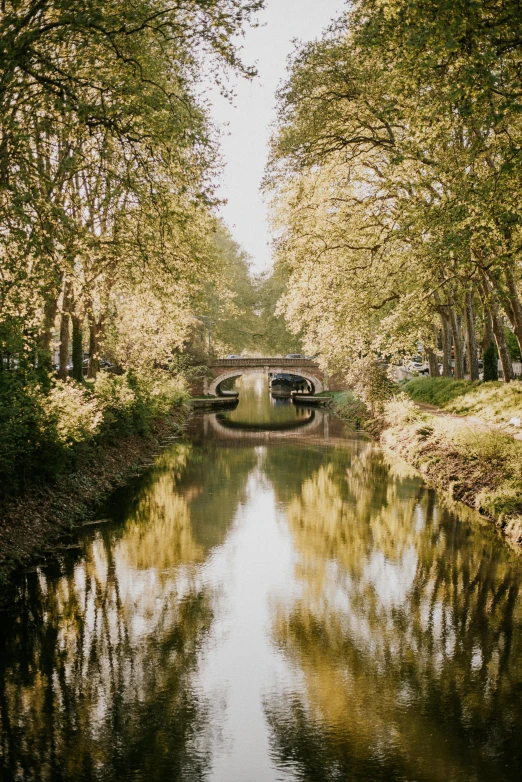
[1,376,522,781]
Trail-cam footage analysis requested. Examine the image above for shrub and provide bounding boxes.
[0,372,63,497]
[331,390,370,428]
[0,368,187,500]
[483,343,498,382]
[44,380,102,446]
[94,372,138,438]
[346,358,394,414]
[383,394,424,428]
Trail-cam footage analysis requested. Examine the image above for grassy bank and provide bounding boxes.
[402,377,522,426]
[325,390,380,434]
[381,396,522,545]
[0,370,190,582]
[329,383,522,547]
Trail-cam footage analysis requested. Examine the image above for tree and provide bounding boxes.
[266,0,522,383]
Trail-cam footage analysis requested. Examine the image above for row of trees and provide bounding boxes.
[0,0,264,380]
[267,0,522,381]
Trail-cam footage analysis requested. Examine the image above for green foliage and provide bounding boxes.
[254,264,303,355]
[0,373,64,496]
[0,0,264,382]
[346,358,394,414]
[203,226,259,355]
[0,369,187,501]
[484,343,499,382]
[329,391,370,429]
[505,328,522,362]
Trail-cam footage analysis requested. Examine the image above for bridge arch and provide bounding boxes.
[208,371,243,396]
[208,365,324,396]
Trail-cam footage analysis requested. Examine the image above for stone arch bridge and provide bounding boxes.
[206,358,326,396]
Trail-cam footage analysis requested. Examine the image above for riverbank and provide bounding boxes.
[0,400,189,585]
[328,385,522,548]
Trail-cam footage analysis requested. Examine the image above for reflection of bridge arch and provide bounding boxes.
[206,411,327,440]
[208,359,325,396]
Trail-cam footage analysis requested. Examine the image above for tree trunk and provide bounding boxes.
[58,311,70,380]
[427,347,439,377]
[480,276,513,382]
[72,314,84,382]
[465,289,480,381]
[504,267,522,356]
[482,307,494,353]
[491,309,513,382]
[87,311,104,379]
[449,305,465,379]
[58,278,73,380]
[439,311,452,377]
[38,293,59,371]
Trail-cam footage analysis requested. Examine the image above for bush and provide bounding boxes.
[0,373,64,497]
[483,342,498,382]
[346,358,394,414]
[44,381,102,446]
[330,390,370,428]
[0,368,187,501]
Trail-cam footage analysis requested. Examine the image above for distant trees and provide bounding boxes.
[267,0,522,381]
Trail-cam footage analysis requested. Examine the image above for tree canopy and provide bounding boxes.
[0,0,264,378]
[267,0,522,381]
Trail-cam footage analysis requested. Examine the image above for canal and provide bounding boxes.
[1,375,522,781]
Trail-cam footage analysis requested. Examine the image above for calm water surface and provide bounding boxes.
[1,376,522,781]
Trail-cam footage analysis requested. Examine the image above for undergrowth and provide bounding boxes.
[328,390,371,429]
[0,369,188,501]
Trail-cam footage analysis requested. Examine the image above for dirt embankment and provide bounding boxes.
[0,407,189,584]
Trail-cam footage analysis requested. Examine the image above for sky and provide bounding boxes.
[209,0,344,273]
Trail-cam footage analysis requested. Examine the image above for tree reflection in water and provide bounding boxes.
[0,442,256,781]
[1,426,522,781]
[265,446,522,781]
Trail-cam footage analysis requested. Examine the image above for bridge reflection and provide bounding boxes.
[206,410,326,440]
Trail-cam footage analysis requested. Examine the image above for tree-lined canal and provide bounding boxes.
[1,377,522,781]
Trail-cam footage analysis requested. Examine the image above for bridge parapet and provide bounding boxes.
[210,358,320,369]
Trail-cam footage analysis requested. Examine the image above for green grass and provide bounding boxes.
[401,377,481,406]
[401,377,522,425]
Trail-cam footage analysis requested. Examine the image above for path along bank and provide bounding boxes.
[328,379,522,548]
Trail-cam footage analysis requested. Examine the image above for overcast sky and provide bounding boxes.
[209,0,344,273]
